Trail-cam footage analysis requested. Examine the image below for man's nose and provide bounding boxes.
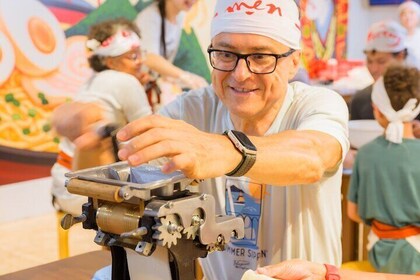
[231,58,252,80]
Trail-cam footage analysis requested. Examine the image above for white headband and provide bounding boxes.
[86,29,141,57]
[365,21,407,53]
[210,0,301,50]
[371,77,420,144]
[398,1,420,16]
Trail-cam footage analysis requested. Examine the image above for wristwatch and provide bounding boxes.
[324,264,340,280]
[223,130,257,177]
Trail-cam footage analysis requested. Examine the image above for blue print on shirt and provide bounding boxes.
[225,178,263,248]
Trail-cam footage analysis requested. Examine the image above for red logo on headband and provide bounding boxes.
[367,30,401,47]
[101,36,113,47]
[224,1,283,16]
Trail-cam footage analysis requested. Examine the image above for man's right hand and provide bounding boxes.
[52,102,103,148]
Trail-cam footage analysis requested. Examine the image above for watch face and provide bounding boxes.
[231,130,256,151]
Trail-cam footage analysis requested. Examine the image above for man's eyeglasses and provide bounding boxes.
[207,47,295,74]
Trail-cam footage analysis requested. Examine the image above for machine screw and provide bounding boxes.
[217,235,223,243]
[164,202,174,209]
[200,194,208,201]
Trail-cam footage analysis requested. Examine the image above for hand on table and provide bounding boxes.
[255,259,326,280]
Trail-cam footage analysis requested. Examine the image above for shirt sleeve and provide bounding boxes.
[76,71,152,123]
[295,86,350,162]
[118,76,152,121]
[135,5,162,55]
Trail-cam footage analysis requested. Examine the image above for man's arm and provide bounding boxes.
[247,130,342,185]
[116,115,343,185]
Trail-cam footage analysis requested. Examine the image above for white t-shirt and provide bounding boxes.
[135,2,185,62]
[75,69,152,124]
[159,82,349,280]
[51,70,152,213]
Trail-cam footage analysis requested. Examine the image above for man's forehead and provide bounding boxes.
[211,32,288,51]
[365,51,394,60]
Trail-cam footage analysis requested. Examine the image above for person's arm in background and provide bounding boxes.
[412,120,420,138]
[255,259,419,280]
[52,102,115,170]
[52,102,103,147]
[347,201,363,223]
[145,53,208,89]
[346,154,363,223]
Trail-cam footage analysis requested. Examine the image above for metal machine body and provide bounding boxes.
[61,162,244,280]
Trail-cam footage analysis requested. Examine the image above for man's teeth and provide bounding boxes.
[234,88,252,93]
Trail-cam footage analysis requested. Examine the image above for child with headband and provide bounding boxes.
[51,18,152,216]
[347,65,420,274]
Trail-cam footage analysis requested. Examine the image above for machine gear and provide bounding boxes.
[153,214,183,248]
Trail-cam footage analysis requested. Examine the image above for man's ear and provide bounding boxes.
[288,50,301,79]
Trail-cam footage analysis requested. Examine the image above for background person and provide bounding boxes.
[344,20,419,169]
[398,1,420,69]
[51,18,152,216]
[347,65,420,274]
[135,0,208,90]
[54,0,349,279]
[350,21,409,121]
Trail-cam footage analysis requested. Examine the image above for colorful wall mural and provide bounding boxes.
[299,0,349,79]
[0,0,349,185]
[0,0,212,185]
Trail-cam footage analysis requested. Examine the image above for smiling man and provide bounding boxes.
[54,0,349,279]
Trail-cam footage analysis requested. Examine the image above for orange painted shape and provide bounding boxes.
[28,17,56,54]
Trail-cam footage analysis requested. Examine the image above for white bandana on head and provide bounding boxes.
[398,1,420,16]
[86,29,141,57]
[365,21,407,53]
[210,0,301,50]
[371,77,420,144]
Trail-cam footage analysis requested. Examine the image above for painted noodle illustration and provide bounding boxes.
[0,72,59,152]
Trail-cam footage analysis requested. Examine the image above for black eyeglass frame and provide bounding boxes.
[207,47,295,74]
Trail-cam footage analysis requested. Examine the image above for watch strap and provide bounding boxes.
[225,150,256,177]
[224,130,257,177]
[324,264,340,280]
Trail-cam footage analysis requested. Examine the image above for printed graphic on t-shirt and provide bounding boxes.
[225,177,263,247]
[224,178,269,271]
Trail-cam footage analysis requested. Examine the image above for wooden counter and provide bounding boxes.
[0,250,111,280]
[341,172,369,263]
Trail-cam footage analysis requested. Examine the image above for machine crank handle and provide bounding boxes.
[61,213,87,230]
[120,226,148,239]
